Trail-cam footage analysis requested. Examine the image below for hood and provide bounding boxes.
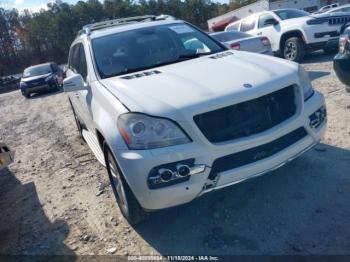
[279,15,312,25]
[278,12,345,25]
[309,12,350,19]
[101,51,299,122]
[21,73,51,83]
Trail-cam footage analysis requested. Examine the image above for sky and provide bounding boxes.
[1,0,229,13]
[2,0,80,13]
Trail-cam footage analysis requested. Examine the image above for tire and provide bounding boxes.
[22,90,30,98]
[104,144,146,225]
[68,99,83,137]
[283,37,305,62]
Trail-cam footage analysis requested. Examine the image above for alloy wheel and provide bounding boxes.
[284,42,297,60]
[107,151,129,214]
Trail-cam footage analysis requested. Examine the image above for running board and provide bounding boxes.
[82,130,105,166]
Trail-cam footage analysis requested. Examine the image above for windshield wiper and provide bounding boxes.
[105,60,180,78]
[103,52,214,78]
[178,52,212,60]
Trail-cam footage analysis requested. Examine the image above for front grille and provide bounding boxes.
[194,85,296,143]
[329,16,350,25]
[314,31,339,38]
[26,78,46,87]
[208,127,308,179]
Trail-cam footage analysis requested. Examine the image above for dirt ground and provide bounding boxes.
[1,52,350,256]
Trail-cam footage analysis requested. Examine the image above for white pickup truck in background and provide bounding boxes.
[226,8,350,62]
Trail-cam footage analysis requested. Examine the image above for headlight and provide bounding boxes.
[306,18,326,25]
[117,113,191,150]
[298,65,314,101]
[45,75,53,82]
[20,82,27,88]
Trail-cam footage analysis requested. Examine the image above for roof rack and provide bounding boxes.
[77,14,175,36]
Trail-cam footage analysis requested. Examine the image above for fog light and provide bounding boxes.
[176,164,190,176]
[148,159,206,189]
[309,106,327,129]
[159,169,173,182]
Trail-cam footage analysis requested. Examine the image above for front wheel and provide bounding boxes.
[283,37,305,62]
[104,144,146,225]
[22,90,30,98]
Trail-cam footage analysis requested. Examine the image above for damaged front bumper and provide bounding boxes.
[114,91,327,211]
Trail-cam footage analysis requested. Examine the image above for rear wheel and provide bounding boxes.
[283,37,305,62]
[104,144,146,225]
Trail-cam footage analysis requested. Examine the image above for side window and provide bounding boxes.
[258,14,276,28]
[68,43,88,81]
[79,44,88,81]
[240,19,255,32]
[69,44,80,73]
[226,22,240,31]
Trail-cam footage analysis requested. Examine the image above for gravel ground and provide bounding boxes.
[0,52,350,256]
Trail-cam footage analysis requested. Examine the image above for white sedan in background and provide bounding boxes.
[210,31,273,55]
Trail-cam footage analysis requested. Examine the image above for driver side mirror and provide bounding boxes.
[264,18,279,26]
[63,74,85,92]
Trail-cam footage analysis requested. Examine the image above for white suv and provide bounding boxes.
[64,15,327,224]
[226,9,350,62]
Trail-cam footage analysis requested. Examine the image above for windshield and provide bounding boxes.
[23,65,52,78]
[92,23,225,78]
[211,31,251,42]
[329,6,350,13]
[273,9,309,20]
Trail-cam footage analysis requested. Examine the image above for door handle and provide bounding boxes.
[74,93,79,98]
[257,32,262,35]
